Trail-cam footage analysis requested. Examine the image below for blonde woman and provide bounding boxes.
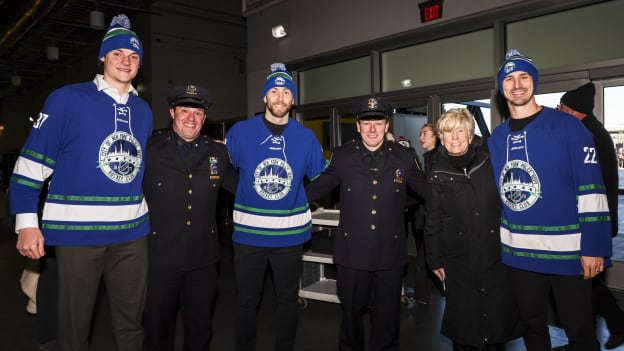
[424,108,522,351]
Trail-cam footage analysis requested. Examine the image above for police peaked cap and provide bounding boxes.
[353,97,393,120]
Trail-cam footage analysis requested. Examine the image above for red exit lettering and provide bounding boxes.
[424,4,440,22]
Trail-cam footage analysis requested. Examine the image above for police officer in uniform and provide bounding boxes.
[306,97,426,351]
[143,84,238,351]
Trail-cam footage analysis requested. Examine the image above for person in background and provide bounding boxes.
[394,136,430,308]
[10,14,152,351]
[419,123,440,172]
[488,49,612,351]
[225,63,327,351]
[424,108,522,351]
[306,97,426,351]
[142,84,238,351]
[558,82,624,350]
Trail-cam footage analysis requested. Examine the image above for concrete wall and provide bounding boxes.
[149,0,247,128]
[245,0,522,114]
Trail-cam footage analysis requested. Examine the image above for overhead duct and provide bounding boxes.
[0,0,58,56]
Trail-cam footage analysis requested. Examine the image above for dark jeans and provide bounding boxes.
[336,264,404,351]
[233,242,303,351]
[509,267,598,351]
[56,236,148,351]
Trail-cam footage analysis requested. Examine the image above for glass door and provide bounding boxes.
[600,79,624,290]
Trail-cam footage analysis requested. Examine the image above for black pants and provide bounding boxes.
[593,273,624,334]
[337,264,404,351]
[143,264,218,351]
[233,242,303,351]
[37,247,58,344]
[509,267,598,351]
[453,342,505,351]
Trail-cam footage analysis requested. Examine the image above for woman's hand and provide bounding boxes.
[432,267,445,283]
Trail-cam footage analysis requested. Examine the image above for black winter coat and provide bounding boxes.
[424,138,522,347]
[582,114,619,237]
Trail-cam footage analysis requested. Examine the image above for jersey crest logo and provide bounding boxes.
[253,158,293,200]
[97,131,142,183]
[500,160,542,211]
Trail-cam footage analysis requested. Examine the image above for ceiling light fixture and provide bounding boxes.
[90,10,105,30]
[271,24,287,39]
[11,75,21,86]
[47,46,59,61]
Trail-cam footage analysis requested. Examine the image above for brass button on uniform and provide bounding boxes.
[187,205,192,210]
[372,180,378,185]
[188,189,193,195]
[186,220,191,226]
[372,195,377,200]
[370,224,376,230]
[157,182,162,187]
[151,231,157,235]
[188,174,193,179]
[371,209,377,215]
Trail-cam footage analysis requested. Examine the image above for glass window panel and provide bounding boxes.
[443,100,491,137]
[535,92,564,109]
[605,86,624,132]
[392,112,427,158]
[506,1,624,70]
[299,57,370,104]
[382,29,493,92]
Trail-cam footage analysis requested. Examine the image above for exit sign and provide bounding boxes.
[419,0,444,23]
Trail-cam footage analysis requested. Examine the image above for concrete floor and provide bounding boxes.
[1,220,623,351]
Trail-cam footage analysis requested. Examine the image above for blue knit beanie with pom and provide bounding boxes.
[262,63,297,101]
[496,49,538,94]
[98,14,143,65]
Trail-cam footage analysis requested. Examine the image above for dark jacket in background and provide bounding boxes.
[424,137,522,347]
[422,144,438,175]
[582,114,619,237]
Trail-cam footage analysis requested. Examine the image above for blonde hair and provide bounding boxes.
[436,108,475,139]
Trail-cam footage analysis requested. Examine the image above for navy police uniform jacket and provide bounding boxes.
[143,129,238,271]
[306,140,426,271]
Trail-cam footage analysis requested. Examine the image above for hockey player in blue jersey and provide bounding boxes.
[10,14,152,351]
[225,63,327,351]
[488,49,612,351]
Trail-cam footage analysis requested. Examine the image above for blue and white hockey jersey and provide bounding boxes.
[488,107,612,275]
[226,115,327,247]
[10,79,153,246]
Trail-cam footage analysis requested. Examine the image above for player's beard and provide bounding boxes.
[267,101,291,119]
